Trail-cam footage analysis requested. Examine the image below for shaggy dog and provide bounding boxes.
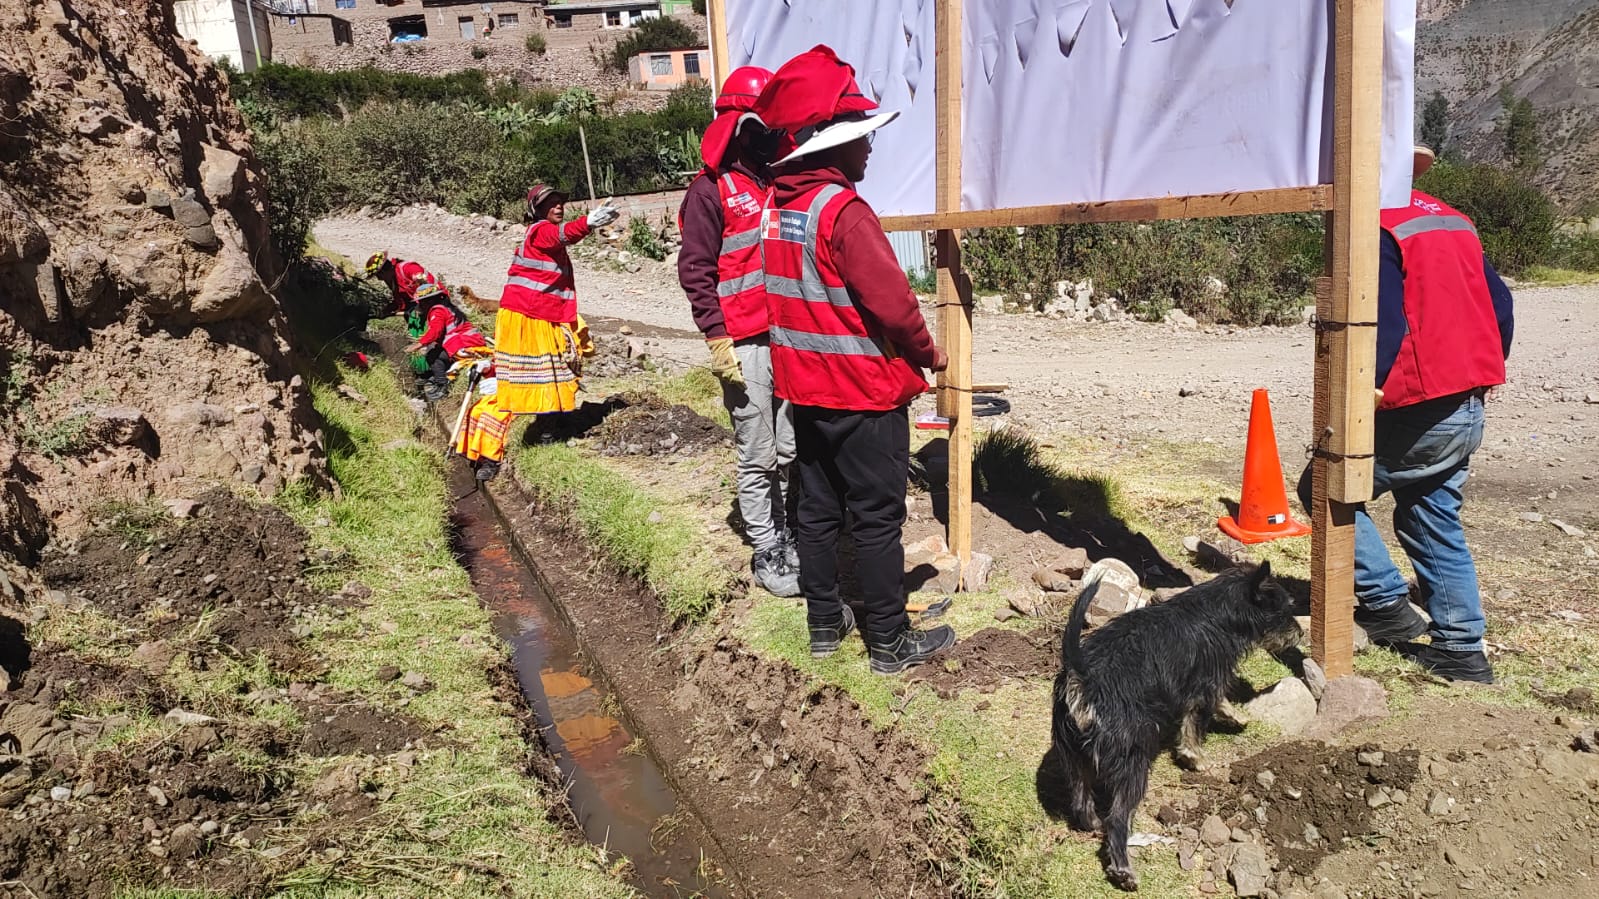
[1051,562,1302,891]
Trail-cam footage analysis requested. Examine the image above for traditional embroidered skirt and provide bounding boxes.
[454,393,515,463]
[493,309,593,415]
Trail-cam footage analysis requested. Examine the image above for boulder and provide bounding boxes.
[1305,675,1388,739]
[191,238,270,322]
[963,551,995,591]
[1054,547,1091,578]
[1244,676,1318,736]
[200,143,245,207]
[1085,557,1140,595]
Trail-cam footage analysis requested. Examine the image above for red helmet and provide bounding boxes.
[715,66,772,114]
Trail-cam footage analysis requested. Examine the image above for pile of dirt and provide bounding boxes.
[0,0,323,562]
[0,490,423,898]
[909,626,1059,697]
[590,394,730,457]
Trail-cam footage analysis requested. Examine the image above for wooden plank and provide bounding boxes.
[1310,0,1385,679]
[881,185,1333,233]
[970,382,1009,394]
[707,0,731,94]
[933,0,974,582]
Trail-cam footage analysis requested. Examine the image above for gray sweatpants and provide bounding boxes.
[723,337,795,552]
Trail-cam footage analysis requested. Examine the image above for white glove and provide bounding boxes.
[586,204,620,228]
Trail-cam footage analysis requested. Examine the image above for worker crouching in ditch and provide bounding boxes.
[677,65,802,598]
[752,46,956,675]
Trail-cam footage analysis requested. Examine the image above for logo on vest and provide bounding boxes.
[726,191,762,218]
[764,209,809,243]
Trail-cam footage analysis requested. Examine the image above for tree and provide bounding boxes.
[1420,90,1449,154]
[1500,87,1540,173]
[607,16,701,72]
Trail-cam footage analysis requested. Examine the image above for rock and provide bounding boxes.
[311,763,362,798]
[1196,536,1250,569]
[1200,814,1231,846]
[147,785,169,807]
[90,406,148,445]
[1245,676,1318,735]
[336,385,368,404]
[976,294,1005,314]
[1085,581,1143,627]
[1032,567,1076,593]
[1306,676,1388,739]
[1085,557,1140,595]
[1255,770,1276,790]
[132,640,176,672]
[50,785,71,802]
[904,534,950,567]
[1008,594,1039,617]
[1365,786,1391,809]
[1155,803,1183,826]
[1585,392,1599,404]
[191,235,269,321]
[1165,308,1199,329]
[1229,842,1272,897]
[165,402,232,429]
[240,464,264,485]
[1302,658,1328,700]
[1357,749,1386,767]
[1182,535,1202,554]
[163,498,199,519]
[375,665,402,682]
[1178,383,1201,397]
[1550,519,1587,538]
[616,250,633,265]
[964,552,995,591]
[167,822,202,860]
[200,820,220,836]
[399,671,431,692]
[626,337,648,359]
[993,608,1019,622]
[1303,822,1321,843]
[1519,511,1545,523]
[177,726,222,756]
[1055,547,1091,578]
[200,144,245,206]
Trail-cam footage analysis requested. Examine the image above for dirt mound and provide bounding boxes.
[591,395,730,457]
[40,490,337,671]
[299,700,426,757]
[0,0,324,560]
[909,627,1059,697]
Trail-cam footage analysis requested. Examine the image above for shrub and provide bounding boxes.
[606,17,700,73]
[470,44,488,60]
[1549,231,1599,272]
[524,31,546,54]
[625,215,667,261]
[1417,161,1558,275]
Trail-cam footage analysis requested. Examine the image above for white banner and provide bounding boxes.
[722,0,1415,217]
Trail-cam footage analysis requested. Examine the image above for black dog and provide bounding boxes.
[1051,562,1302,891]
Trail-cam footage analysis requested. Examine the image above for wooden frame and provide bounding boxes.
[704,0,1383,677]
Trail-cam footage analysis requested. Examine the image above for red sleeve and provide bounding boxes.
[677,174,728,339]
[530,218,593,252]
[830,201,937,369]
[416,305,449,346]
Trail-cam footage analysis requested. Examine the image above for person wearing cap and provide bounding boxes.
[677,66,801,598]
[493,185,620,422]
[402,286,492,403]
[1297,145,1514,684]
[364,251,457,398]
[752,45,954,675]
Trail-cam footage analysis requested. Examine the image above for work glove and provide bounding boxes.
[706,337,744,387]
[586,203,620,228]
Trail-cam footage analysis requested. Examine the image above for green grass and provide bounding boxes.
[509,438,737,623]
[1521,264,1599,286]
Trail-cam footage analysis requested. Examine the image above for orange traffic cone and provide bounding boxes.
[1218,389,1311,544]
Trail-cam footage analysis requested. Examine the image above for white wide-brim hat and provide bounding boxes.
[1413,145,1436,178]
[776,110,900,165]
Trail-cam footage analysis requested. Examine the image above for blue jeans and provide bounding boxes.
[1298,392,1487,652]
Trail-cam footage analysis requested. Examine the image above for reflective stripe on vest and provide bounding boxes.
[769,326,883,357]
[512,254,563,273]
[711,169,771,340]
[1378,191,1506,410]
[505,276,575,301]
[502,220,579,322]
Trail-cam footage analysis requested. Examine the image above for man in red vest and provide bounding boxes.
[678,65,800,598]
[1299,146,1513,684]
[752,46,954,675]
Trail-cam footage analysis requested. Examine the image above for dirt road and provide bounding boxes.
[316,208,1599,525]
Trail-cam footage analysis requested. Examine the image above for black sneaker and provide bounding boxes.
[752,545,800,597]
[475,459,501,482]
[809,604,855,659]
[867,624,956,676]
[423,381,448,402]
[1398,643,1495,684]
[1354,600,1428,646]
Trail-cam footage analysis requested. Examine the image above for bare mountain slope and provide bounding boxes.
[1417,0,1599,209]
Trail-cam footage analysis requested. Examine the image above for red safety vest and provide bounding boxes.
[762,183,928,411]
[419,303,489,357]
[711,170,772,339]
[1378,191,1506,410]
[501,219,590,324]
[391,260,445,313]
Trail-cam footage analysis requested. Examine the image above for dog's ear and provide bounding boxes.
[1248,560,1273,596]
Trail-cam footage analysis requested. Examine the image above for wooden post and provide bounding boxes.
[1311,0,1384,678]
[578,123,597,201]
[933,0,974,580]
[707,0,731,95]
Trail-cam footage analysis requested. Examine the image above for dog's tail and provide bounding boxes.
[1061,565,1106,675]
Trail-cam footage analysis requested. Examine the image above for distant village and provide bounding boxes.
[172,0,711,96]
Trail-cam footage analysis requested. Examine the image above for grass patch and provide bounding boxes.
[1520,264,1599,286]
[510,437,736,623]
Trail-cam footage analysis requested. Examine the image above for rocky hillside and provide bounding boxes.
[1416,0,1599,209]
[0,0,323,569]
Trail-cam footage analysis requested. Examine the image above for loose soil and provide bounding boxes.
[0,491,434,898]
[491,473,971,898]
[590,393,731,457]
[909,626,1059,698]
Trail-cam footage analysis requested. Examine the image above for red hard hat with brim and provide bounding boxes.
[752,45,896,165]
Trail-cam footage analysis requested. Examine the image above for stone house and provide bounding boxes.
[628,47,708,91]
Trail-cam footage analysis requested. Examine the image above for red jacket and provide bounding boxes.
[763,166,934,411]
[501,218,593,324]
[416,303,489,356]
[678,163,771,340]
[1377,191,1507,409]
[390,259,445,315]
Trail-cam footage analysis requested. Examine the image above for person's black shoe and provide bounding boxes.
[782,527,800,572]
[475,459,501,482]
[752,545,800,597]
[1354,600,1428,646]
[867,624,956,675]
[809,605,855,659]
[423,381,448,402]
[1398,643,1495,684]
